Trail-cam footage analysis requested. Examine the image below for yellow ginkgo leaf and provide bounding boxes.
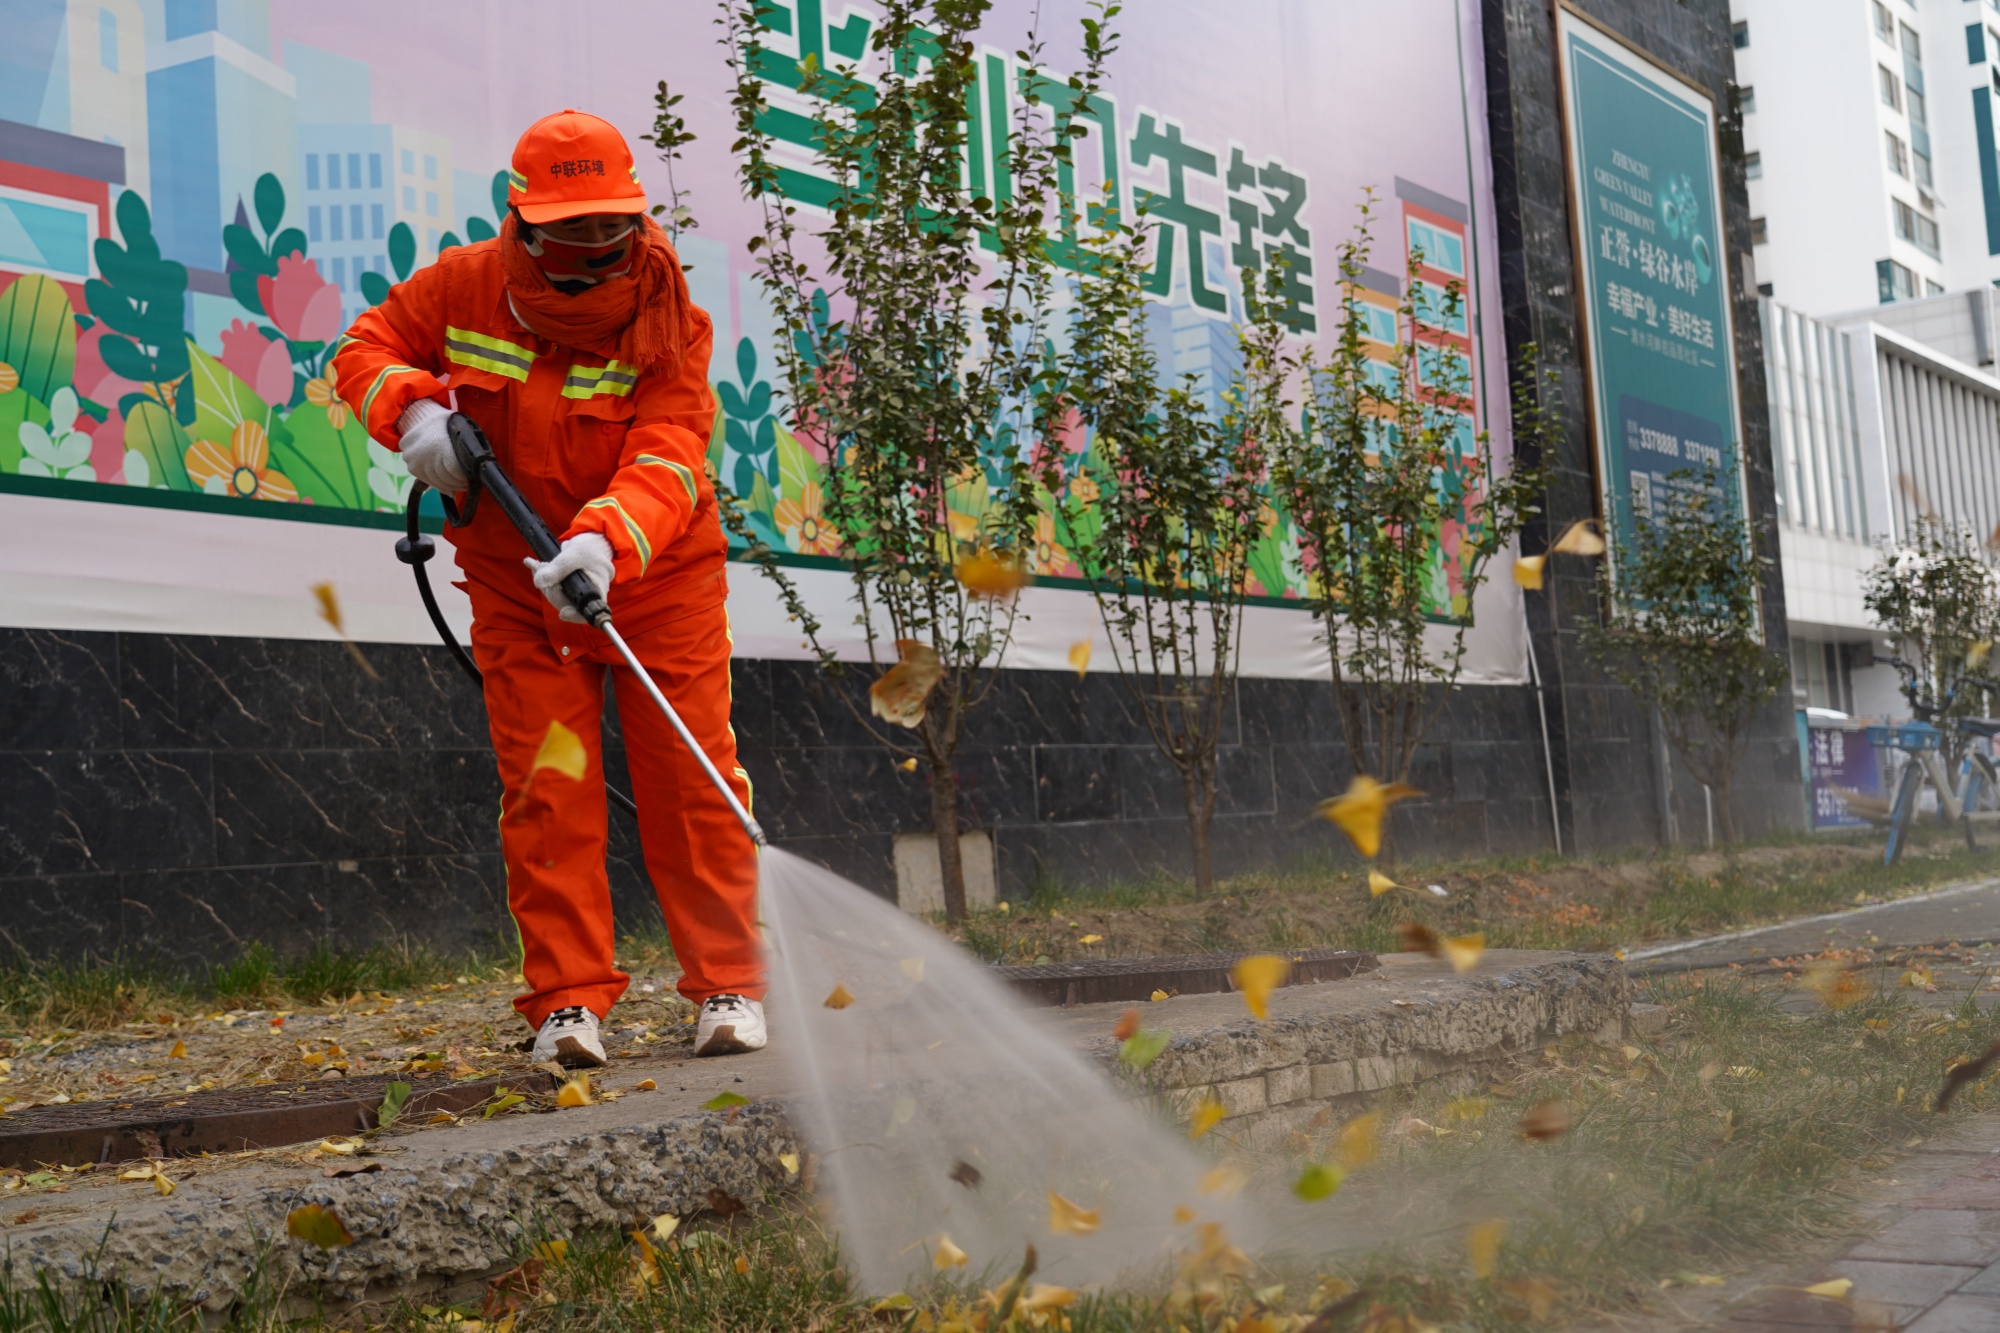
[1314,775,1423,859]
[897,757,918,772]
[1068,640,1091,679]
[169,1040,187,1059]
[1150,989,1170,1002]
[1441,933,1486,974]
[287,1203,355,1249]
[932,1234,969,1269]
[1078,933,1103,945]
[1019,1284,1076,1313]
[1367,869,1403,897]
[1970,641,1994,670]
[557,1077,593,1107]
[778,1153,799,1176]
[635,1079,657,1091]
[1188,1095,1227,1139]
[1468,1218,1505,1278]
[651,1213,680,1242]
[1802,962,1868,1010]
[153,1172,175,1196]
[1802,1278,1853,1300]
[532,720,588,782]
[869,641,943,729]
[956,550,1029,599]
[118,1165,156,1181]
[1336,1112,1381,1169]
[1513,554,1546,590]
[1550,519,1607,556]
[1231,953,1290,1020]
[310,582,345,634]
[1173,1204,1197,1225]
[1048,1190,1101,1236]
[824,983,856,1010]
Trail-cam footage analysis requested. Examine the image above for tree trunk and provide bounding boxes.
[1182,765,1215,892]
[931,761,967,921]
[1714,772,1738,844]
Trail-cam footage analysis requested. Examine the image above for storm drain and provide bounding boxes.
[0,1069,559,1170]
[996,947,1378,1007]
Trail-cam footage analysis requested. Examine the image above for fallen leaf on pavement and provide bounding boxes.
[823,983,856,1010]
[287,1203,354,1249]
[556,1078,592,1107]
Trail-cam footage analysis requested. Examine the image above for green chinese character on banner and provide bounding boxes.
[746,0,878,209]
[1226,147,1314,333]
[1131,113,1226,312]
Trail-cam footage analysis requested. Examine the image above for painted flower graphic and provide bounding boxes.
[774,481,842,555]
[257,254,343,344]
[18,388,96,481]
[1028,511,1070,575]
[219,319,294,407]
[304,376,350,429]
[186,421,298,501]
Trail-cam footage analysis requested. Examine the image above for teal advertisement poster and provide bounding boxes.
[1557,6,1749,584]
[0,0,1533,684]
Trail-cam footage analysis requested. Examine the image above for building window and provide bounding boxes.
[1916,151,1934,192]
[307,206,322,242]
[1880,64,1902,109]
[1879,257,1916,301]
[1732,19,1749,49]
[327,153,341,190]
[98,7,118,70]
[1875,1,1896,44]
[424,154,438,181]
[1886,130,1909,176]
[1744,150,1762,180]
[427,228,440,251]
[1750,216,1769,245]
[1917,212,1941,256]
[369,153,383,189]
[1991,27,2000,60]
[402,185,415,211]
[329,206,344,242]
[1738,85,1756,115]
[331,257,345,291]
[1405,218,1465,275]
[1893,199,1941,256]
[1972,23,1989,65]
[371,203,384,239]
[347,154,361,190]
[1927,278,1946,296]
[373,255,385,274]
[425,190,439,218]
[401,149,415,175]
[306,155,320,190]
[1901,23,1922,63]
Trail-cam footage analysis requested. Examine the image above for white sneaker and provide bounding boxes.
[531,1005,607,1068]
[695,994,767,1056]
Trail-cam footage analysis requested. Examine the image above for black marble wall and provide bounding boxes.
[2,626,1564,964]
[1481,0,1802,850]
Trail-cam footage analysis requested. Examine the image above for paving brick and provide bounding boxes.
[1959,1258,2000,1295]
[1905,1294,2000,1332]
[1265,1064,1311,1105]
[1355,1055,1396,1091]
[1309,1062,1355,1098]
[1212,1075,1267,1117]
[1848,1209,2000,1266]
[1723,1288,1890,1328]
[1813,1261,1980,1315]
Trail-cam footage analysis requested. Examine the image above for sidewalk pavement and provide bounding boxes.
[1705,1113,2000,1331]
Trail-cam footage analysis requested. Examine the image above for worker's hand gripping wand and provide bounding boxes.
[427,412,768,849]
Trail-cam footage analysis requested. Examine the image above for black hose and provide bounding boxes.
[397,479,640,821]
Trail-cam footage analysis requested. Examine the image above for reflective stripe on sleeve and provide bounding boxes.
[635,454,699,505]
[583,495,653,574]
[444,326,537,382]
[359,363,431,426]
[560,360,639,399]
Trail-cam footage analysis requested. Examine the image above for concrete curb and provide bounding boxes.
[1,950,1629,1310]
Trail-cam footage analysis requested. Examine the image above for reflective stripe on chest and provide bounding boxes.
[444,326,538,381]
[562,360,638,400]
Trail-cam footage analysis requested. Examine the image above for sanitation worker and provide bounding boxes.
[332,110,764,1066]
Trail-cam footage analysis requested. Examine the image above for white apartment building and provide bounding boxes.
[1733,0,2000,314]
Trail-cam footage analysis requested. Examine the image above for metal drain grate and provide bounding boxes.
[996,947,1377,1007]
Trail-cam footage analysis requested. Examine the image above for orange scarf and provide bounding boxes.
[499,212,693,376]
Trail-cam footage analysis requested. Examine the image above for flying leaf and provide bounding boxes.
[1048,1190,1100,1236]
[1292,1162,1344,1202]
[1441,933,1485,973]
[1519,1099,1571,1141]
[1512,554,1546,590]
[1119,1029,1170,1069]
[1336,1112,1381,1169]
[868,640,943,728]
[169,1040,186,1059]
[1112,1008,1141,1041]
[1232,953,1291,1020]
[703,1091,750,1111]
[1550,519,1606,556]
[897,757,918,772]
[1467,1218,1505,1278]
[956,550,1028,598]
[532,720,588,781]
[310,581,381,679]
[824,983,856,1010]
[1198,1167,1245,1197]
[556,1077,592,1107]
[949,1159,983,1189]
[1188,1095,1227,1139]
[483,1088,526,1117]
[1368,870,1402,897]
[1802,962,1868,1011]
[1173,1205,1197,1225]
[1314,775,1423,859]
[1970,641,1994,671]
[1802,1278,1853,1299]
[1936,1039,2000,1111]
[1068,640,1091,678]
[933,1234,969,1269]
[1019,1284,1077,1313]
[287,1203,355,1249]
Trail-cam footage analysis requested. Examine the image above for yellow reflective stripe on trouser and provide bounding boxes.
[444,326,536,381]
[561,360,638,399]
[583,496,652,573]
[360,363,428,426]
[635,454,698,505]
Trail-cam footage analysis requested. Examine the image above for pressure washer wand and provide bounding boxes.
[443,413,768,849]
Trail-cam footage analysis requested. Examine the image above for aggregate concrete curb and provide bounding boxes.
[1,950,1627,1310]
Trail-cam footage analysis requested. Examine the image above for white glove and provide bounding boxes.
[396,398,467,493]
[525,531,615,624]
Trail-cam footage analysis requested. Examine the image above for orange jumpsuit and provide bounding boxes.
[331,238,760,1026]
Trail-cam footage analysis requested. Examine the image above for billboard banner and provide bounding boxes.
[0,0,1528,682]
[1554,4,1750,589]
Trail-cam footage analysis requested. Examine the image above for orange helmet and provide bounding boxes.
[507,109,647,225]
